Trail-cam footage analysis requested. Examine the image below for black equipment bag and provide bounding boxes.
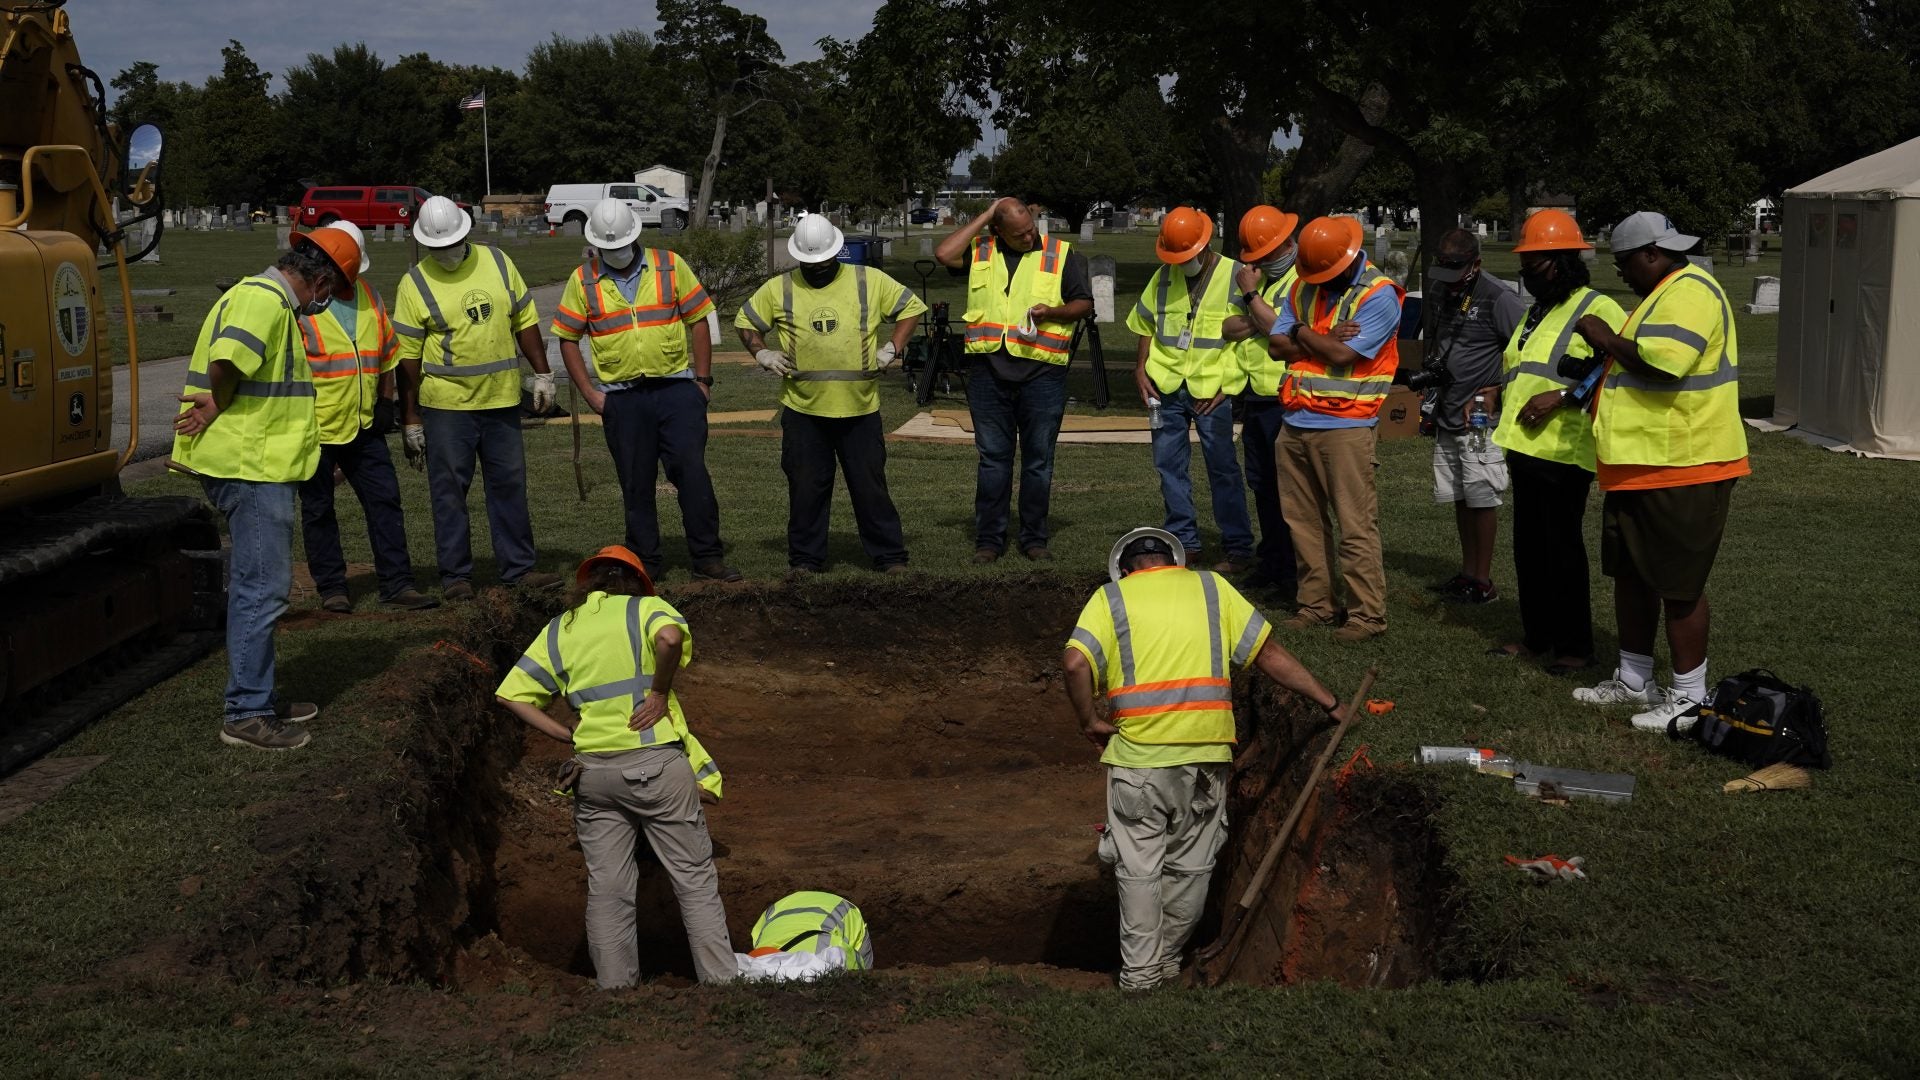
[1671,668,1830,769]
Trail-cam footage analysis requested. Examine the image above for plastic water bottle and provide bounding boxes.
[1416,746,1515,777]
[1148,397,1162,431]
[1468,393,1492,451]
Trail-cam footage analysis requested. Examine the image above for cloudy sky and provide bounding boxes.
[68,0,886,89]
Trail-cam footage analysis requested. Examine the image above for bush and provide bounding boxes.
[660,228,771,317]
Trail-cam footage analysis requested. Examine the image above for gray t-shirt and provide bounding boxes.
[1426,272,1524,433]
[951,247,1093,382]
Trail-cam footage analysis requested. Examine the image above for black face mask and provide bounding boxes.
[801,261,840,288]
[1520,266,1554,298]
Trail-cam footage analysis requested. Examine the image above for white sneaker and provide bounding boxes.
[1573,670,1665,708]
[1631,695,1701,733]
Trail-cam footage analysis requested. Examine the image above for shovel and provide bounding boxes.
[1188,665,1377,987]
[570,378,588,501]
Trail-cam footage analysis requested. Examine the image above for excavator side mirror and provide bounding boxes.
[127,125,162,171]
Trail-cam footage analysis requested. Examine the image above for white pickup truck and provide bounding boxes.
[544,182,691,231]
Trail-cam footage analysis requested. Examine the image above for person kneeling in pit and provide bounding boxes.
[494,545,732,988]
[1063,528,1353,990]
[734,890,873,981]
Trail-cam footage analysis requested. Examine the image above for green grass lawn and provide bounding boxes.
[7,231,1916,1076]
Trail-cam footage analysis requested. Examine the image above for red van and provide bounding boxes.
[296,185,470,229]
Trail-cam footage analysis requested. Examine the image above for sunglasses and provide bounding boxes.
[1612,246,1647,268]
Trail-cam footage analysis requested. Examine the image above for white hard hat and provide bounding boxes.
[1107,527,1186,583]
[787,213,845,264]
[413,195,472,248]
[319,219,371,274]
[586,198,642,250]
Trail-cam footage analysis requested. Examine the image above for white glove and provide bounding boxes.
[877,341,898,371]
[756,348,794,376]
[526,372,555,414]
[402,424,426,471]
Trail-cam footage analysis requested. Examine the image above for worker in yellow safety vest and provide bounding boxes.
[1223,205,1303,592]
[1128,207,1256,573]
[1487,209,1626,673]
[934,196,1093,563]
[1062,527,1352,990]
[1569,211,1748,734]
[172,229,358,751]
[748,891,873,970]
[737,214,927,578]
[393,196,561,601]
[553,199,739,585]
[294,221,437,615]
[494,544,733,988]
[1265,216,1406,643]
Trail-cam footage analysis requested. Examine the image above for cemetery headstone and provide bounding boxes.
[1745,275,1780,315]
[1089,254,1118,324]
[918,237,932,256]
[1079,221,1094,243]
[275,226,291,251]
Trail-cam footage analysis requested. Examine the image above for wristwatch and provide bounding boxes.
[1288,323,1305,345]
[695,375,714,387]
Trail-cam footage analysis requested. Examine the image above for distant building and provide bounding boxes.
[634,165,691,200]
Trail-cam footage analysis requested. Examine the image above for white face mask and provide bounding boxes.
[600,244,636,270]
[299,293,329,317]
[430,244,467,271]
[1180,255,1204,278]
[1262,247,1297,279]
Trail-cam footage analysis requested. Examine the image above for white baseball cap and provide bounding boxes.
[1610,211,1698,254]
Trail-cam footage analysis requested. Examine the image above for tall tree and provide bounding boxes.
[195,41,280,207]
[654,0,785,227]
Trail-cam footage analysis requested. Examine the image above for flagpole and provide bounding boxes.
[481,100,491,198]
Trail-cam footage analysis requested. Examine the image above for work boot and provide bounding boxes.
[880,562,911,574]
[691,560,744,583]
[221,715,312,751]
[1332,619,1386,644]
[275,700,320,723]
[515,571,564,591]
[319,593,352,614]
[786,566,819,584]
[1212,554,1254,575]
[1022,545,1052,562]
[380,587,441,611]
[971,547,1000,565]
[1282,611,1335,632]
[443,580,476,602]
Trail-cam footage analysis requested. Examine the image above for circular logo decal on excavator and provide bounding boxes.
[53,263,90,357]
[808,307,838,336]
[461,289,494,324]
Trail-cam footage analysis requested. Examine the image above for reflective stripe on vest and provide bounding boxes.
[1232,270,1294,397]
[556,250,697,381]
[781,264,875,379]
[1092,571,1248,745]
[301,280,395,443]
[963,236,1073,364]
[1493,288,1608,470]
[407,247,521,377]
[751,892,873,970]
[1278,270,1401,418]
[1594,264,1746,468]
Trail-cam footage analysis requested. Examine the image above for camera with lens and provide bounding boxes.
[1405,366,1452,393]
[1408,358,1453,434]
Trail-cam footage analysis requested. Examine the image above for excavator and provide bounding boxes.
[0,0,222,773]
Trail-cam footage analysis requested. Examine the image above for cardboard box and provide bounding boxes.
[1377,384,1422,441]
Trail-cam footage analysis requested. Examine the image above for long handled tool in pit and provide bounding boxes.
[1188,665,1378,987]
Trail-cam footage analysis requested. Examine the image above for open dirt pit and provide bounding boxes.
[198,578,1458,994]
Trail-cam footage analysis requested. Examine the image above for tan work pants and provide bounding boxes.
[574,745,735,988]
[1278,423,1387,629]
[1107,763,1229,990]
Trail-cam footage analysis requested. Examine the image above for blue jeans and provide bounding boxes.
[967,364,1068,553]
[300,429,417,600]
[421,405,537,585]
[1150,386,1253,555]
[1237,394,1294,581]
[202,477,297,723]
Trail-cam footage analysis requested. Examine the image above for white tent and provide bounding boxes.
[1758,136,1920,459]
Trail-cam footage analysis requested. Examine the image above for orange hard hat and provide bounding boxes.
[1238,205,1300,262]
[292,227,361,289]
[1512,208,1591,253]
[1294,216,1364,284]
[1156,206,1215,264]
[575,544,657,595]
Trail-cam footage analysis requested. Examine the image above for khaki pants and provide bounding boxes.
[574,746,735,988]
[1278,424,1387,629]
[1107,763,1229,990]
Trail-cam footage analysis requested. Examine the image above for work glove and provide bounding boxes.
[1504,853,1587,883]
[369,397,398,438]
[525,372,556,415]
[402,424,426,471]
[876,341,898,371]
[756,348,793,376]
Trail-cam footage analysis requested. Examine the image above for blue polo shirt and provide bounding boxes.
[1270,252,1402,429]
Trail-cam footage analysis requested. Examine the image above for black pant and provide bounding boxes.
[781,409,907,570]
[1238,394,1295,582]
[299,428,417,600]
[1509,450,1595,658]
[602,380,725,579]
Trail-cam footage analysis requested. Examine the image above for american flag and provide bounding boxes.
[458,90,486,110]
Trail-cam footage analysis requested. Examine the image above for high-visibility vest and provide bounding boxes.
[962,236,1073,364]
[502,591,723,799]
[1492,287,1625,471]
[171,269,320,483]
[549,249,708,382]
[750,891,872,970]
[1277,268,1403,419]
[300,279,397,446]
[736,265,923,417]
[1132,257,1241,400]
[1230,265,1298,398]
[396,245,532,411]
[1593,263,1747,468]
[1069,566,1267,746]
